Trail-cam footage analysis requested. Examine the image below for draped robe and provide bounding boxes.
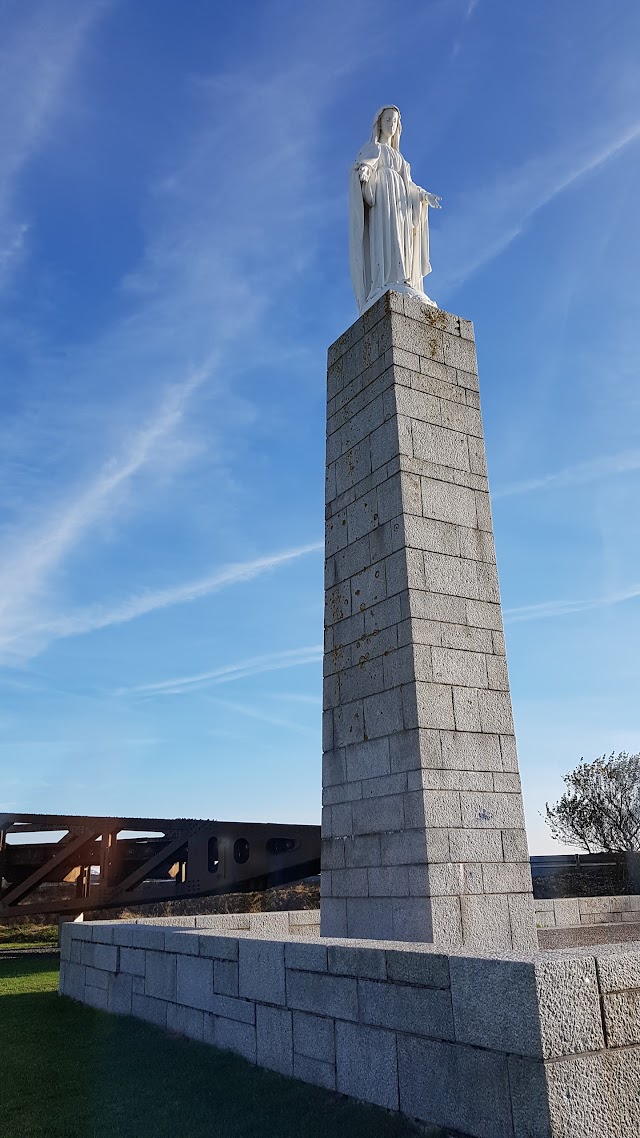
[349,140,433,315]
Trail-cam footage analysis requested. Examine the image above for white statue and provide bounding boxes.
[349,105,442,314]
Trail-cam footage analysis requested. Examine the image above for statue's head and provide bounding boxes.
[372,105,401,149]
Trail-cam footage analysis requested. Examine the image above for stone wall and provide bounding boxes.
[535,896,640,929]
[535,896,640,950]
[61,918,640,1138]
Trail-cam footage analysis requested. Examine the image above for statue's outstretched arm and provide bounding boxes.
[422,190,442,209]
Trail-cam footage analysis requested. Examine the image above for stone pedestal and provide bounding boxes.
[321,291,536,950]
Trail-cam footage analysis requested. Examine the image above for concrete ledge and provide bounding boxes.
[60,916,640,1138]
[539,921,640,949]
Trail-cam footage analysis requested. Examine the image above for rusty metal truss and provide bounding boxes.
[0,813,320,917]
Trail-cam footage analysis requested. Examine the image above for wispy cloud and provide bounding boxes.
[0,537,321,664]
[0,2,107,286]
[0,366,214,663]
[208,696,317,735]
[0,6,369,669]
[442,118,640,289]
[494,449,640,500]
[505,583,640,624]
[269,692,323,706]
[33,541,322,643]
[119,645,323,697]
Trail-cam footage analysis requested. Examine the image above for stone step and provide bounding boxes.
[539,921,640,949]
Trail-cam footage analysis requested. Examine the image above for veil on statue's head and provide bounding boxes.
[371,105,402,150]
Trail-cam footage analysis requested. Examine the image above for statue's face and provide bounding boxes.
[380,107,399,138]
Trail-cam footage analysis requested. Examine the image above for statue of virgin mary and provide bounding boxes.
[349,106,441,315]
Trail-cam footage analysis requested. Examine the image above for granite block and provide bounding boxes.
[214,959,239,997]
[211,1016,256,1063]
[359,979,454,1039]
[256,1004,293,1076]
[176,955,214,1012]
[602,989,640,1047]
[293,1053,336,1090]
[120,947,146,977]
[131,994,167,1028]
[286,969,358,1021]
[398,1035,513,1137]
[167,1003,205,1042]
[145,950,176,1001]
[108,972,133,1016]
[328,944,387,980]
[239,938,286,1006]
[335,1021,398,1111]
[385,948,450,989]
[92,943,119,972]
[293,1010,335,1063]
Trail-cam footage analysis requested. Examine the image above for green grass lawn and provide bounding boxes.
[0,922,59,952]
[0,958,424,1138]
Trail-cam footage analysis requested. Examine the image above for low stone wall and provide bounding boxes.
[535,896,640,949]
[535,895,640,929]
[60,917,640,1137]
[116,910,321,937]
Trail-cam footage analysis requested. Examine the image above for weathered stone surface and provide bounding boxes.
[93,943,119,972]
[385,948,450,989]
[145,950,177,1002]
[293,1010,335,1063]
[120,947,146,977]
[167,1003,204,1042]
[214,959,239,997]
[85,966,109,990]
[601,989,640,1048]
[545,1049,640,1138]
[60,962,86,1002]
[535,957,604,1058]
[451,953,604,1060]
[507,1056,553,1138]
[198,934,239,960]
[176,955,214,1012]
[131,925,166,950]
[238,939,286,1006]
[110,924,136,947]
[131,993,167,1027]
[285,940,328,973]
[293,1053,336,1090]
[597,950,640,993]
[209,1016,256,1063]
[322,299,534,950]
[107,972,133,1016]
[286,970,358,1021]
[335,1021,399,1110]
[397,1035,514,1137]
[84,984,109,1010]
[328,944,387,980]
[163,929,199,955]
[256,1005,293,1076]
[359,979,454,1039]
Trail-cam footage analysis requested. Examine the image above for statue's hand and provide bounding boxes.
[358,164,371,184]
[423,191,442,209]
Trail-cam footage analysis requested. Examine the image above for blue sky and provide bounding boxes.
[1,0,639,853]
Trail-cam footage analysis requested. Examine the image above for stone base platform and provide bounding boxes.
[60,916,640,1138]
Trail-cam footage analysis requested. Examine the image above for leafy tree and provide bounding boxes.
[545,752,640,853]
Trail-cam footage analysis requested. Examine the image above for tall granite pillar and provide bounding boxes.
[321,291,536,951]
